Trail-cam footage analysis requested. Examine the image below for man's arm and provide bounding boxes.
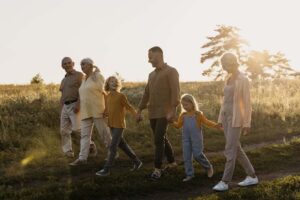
[137,76,150,122]
[167,68,180,121]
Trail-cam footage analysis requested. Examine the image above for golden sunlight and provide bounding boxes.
[21,151,47,166]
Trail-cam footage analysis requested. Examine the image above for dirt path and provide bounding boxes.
[131,134,300,200]
[4,133,300,199]
[136,166,300,200]
[206,132,300,157]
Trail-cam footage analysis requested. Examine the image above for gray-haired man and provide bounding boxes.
[59,57,97,157]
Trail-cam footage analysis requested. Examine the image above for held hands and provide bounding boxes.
[103,109,108,118]
[216,123,224,131]
[136,110,143,123]
[166,108,176,122]
[73,102,80,114]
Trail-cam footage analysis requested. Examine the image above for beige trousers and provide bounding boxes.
[60,103,81,153]
[79,117,111,160]
[221,113,255,182]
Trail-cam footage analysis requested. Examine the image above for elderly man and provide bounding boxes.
[137,46,180,180]
[59,57,97,158]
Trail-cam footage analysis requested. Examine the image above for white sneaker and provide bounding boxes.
[238,176,258,187]
[213,181,229,191]
[182,176,193,182]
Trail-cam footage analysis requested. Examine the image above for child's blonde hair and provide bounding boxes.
[180,93,199,113]
[105,76,122,92]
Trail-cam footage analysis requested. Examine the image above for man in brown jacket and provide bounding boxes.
[137,46,180,180]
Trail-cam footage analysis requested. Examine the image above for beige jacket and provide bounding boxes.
[218,72,252,128]
[79,73,105,120]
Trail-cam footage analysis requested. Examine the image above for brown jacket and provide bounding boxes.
[139,64,180,119]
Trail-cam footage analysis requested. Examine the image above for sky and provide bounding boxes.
[1,0,300,84]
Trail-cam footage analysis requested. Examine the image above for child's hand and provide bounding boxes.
[136,111,143,123]
[168,119,175,123]
[216,123,223,131]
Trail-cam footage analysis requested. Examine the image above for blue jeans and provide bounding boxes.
[104,128,138,169]
[182,116,212,177]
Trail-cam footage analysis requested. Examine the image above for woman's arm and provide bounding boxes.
[242,78,252,128]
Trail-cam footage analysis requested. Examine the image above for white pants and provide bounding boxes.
[79,117,112,160]
[60,103,81,153]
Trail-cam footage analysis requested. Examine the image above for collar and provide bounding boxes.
[155,63,167,72]
[65,69,76,77]
[225,70,244,83]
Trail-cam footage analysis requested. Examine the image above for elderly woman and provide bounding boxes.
[70,58,112,165]
[213,53,258,191]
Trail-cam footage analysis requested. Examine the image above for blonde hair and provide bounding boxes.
[180,93,199,113]
[105,76,122,92]
[220,52,239,66]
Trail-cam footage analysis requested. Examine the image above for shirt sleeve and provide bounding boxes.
[242,77,252,128]
[172,113,184,129]
[96,73,105,92]
[138,75,150,111]
[168,68,180,107]
[198,112,218,128]
[78,72,83,85]
[122,94,137,115]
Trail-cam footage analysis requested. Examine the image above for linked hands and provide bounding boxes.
[216,123,224,132]
[73,101,80,114]
[136,110,143,123]
[166,108,176,122]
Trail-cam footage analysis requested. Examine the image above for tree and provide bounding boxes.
[201,25,294,80]
[201,25,248,80]
[245,50,294,80]
[30,73,44,84]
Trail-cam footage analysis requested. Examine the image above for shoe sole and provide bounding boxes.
[95,173,110,177]
[149,177,160,181]
[213,188,228,192]
[69,163,87,166]
[238,182,258,187]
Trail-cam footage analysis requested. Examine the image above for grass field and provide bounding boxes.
[1,80,300,199]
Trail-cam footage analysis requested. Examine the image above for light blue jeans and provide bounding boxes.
[182,115,212,177]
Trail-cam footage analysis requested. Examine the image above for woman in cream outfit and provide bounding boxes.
[70,58,111,165]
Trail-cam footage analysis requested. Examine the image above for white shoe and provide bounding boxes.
[213,181,229,191]
[238,176,258,187]
[182,176,193,182]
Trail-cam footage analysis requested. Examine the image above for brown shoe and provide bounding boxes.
[64,151,74,158]
[69,159,87,166]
